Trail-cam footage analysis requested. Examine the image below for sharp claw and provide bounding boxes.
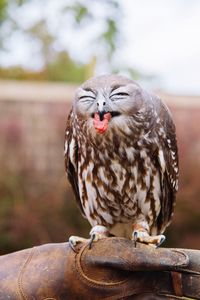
[132,229,165,247]
[88,225,110,249]
[69,226,109,251]
[156,235,166,248]
[88,233,96,250]
[68,236,88,252]
[133,231,138,247]
[69,239,78,253]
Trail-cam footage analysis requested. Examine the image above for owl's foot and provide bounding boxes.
[69,225,110,252]
[89,225,110,249]
[132,222,165,247]
[132,231,165,247]
[69,236,88,252]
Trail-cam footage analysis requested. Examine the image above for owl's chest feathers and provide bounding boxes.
[77,126,160,226]
[80,137,151,195]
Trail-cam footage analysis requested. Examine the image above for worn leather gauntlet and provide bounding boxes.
[0,237,199,299]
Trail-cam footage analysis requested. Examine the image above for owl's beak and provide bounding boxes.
[98,110,107,121]
[96,99,107,121]
[92,110,121,120]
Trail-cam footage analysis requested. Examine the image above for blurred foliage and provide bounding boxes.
[0,0,141,82]
[46,52,95,82]
[65,2,93,24]
[65,0,120,59]
[0,0,32,24]
[0,52,95,83]
[0,0,8,23]
[102,18,117,55]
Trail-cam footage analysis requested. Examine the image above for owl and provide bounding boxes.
[64,75,178,248]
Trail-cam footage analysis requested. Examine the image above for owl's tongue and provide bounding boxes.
[93,112,111,134]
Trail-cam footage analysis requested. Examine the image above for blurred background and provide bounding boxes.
[0,0,200,254]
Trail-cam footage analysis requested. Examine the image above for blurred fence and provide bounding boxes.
[0,80,200,253]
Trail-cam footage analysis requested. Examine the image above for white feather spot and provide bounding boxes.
[158,150,166,172]
[110,161,126,192]
[140,150,147,159]
[98,167,108,185]
[131,166,138,181]
[158,127,165,137]
[125,147,135,161]
[69,138,76,168]
[64,140,68,155]
[156,117,160,124]
[171,151,176,160]
[174,167,178,174]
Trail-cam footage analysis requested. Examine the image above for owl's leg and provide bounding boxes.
[69,225,110,252]
[132,222,165,247]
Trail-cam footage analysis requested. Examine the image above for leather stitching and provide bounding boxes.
[75,242,128,287]
[171,250,190,268]
[17,247,35,300]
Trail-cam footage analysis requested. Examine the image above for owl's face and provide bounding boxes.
[74,75,146,134]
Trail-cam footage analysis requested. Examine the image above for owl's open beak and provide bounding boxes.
[93,110,121,121]
[93,112,111,134]
[98,110,107,121]
[92,110,121,134]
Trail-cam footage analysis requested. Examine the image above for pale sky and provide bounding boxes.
[1,0,200,95]
[120,0,200,94]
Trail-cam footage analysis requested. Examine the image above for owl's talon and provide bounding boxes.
[133,231,138,247]
[132,230,165,247]
[88,233,96,249]
[68,235,88,252]
[69,239,77,253]
[155,235,166,248]
[88,225,110,249]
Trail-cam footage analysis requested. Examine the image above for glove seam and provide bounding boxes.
[171,250,190,268]
[17,247,35,300]
[75,242,128,288]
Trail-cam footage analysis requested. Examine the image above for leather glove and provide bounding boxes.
[0,237,199,299]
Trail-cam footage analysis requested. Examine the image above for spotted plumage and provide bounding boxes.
[65,75,178,245]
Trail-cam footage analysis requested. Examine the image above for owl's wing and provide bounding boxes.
[64,110,85,217]
[155,99,179,233]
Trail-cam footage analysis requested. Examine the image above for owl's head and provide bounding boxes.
[74,74,149,134]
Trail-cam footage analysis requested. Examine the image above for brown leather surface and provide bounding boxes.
[0,237,199,299]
